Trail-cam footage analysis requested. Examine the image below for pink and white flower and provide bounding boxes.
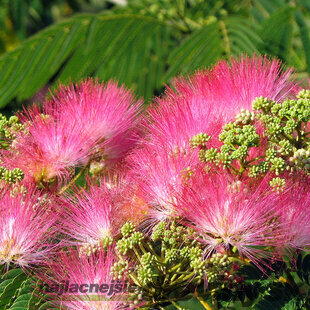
[178,171,285,268]
[0,187,59,267]
[42,248,126,310]
[172,55,298,121]
[1,80,142,186]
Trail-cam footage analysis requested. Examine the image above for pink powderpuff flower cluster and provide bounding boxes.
[41,248,126,310]
[59,183,116,251]
[275,175,310,251]
[47,80,142,167]
[129,55,299,230]
[145,91,224,151]
[1,79,142,187]
[59,176,135,249]
[177,170,286,268]
[5,107,92,186]
[129,144,199,227]
[0,186,59,268]
[2,55,310,308]
[170,55,298,121]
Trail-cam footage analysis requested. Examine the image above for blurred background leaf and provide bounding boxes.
[0,0,309,113]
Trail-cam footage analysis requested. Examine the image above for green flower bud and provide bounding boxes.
[269,177,286,192]
[121,222,135,238]
[151,221,166,241]
[137,266,153,285]
[190,133,211,148]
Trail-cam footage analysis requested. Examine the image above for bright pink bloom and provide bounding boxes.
[59,176,144,250]
[2,108,92,185]
[145,93,223,151]
[1,80,142,186]
[135,84,225,227]
[47,80,142,167]
[129,143,199,228]
[142,55,295,160]
[178,171,285,268]
[0,187,59,267]
[59,183,117,251]
[275,176,310,251]
[173,55,298,121]
[42,248,126,310]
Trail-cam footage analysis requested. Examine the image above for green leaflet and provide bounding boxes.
[0,13,171,106]
[0,268,47,310]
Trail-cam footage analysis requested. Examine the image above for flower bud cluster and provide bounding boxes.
[192,89,310,179]
[0,114,24,149]
[269,177,286,192]
[197,120,260,170]
[190,133,211,148]
[110,259,129,280]
[116,231,144,255]
[0,167,24,184]
[235,108,255,125]
[206,253,231,283]
[289,148,310,170]
[112,221,213,307]
[79,236,113,257]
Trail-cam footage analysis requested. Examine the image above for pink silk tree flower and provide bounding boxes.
[46,79,142,168]
[2,108,93,186]
[1,80,142,187]
[172,55,298,122]
[58,174,145,255]
[129,143,199,229]
[274,175,310,251]
[59,184,117,255]
[142,55,295,162]
[59,171,151,254]
[41,248,127,310]
[134,91,225,227]
[178,171,285,268]
[0,186,59,268]
[145,93,224,152]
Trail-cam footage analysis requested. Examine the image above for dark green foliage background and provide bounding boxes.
[0,0,310,113]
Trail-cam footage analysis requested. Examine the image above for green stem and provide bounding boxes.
[194,291,213,310]
[168,262,183,273]
[171,300,183,309]
[128,273,155,295]
[296,123,302,143]
[129,273,141,287]
[170,270,179,283]
[238,159,245,174]
[138,243,147,255]
[280,132,297,148]
[246,155,265,164]
[145,242,161,261]
[227,164,239,175]
[228,254,251,265]
[133,247,142,262]
[171,270,196,285]
[219,20,231,56]
[211,290,218,310]
[58,164,88,195]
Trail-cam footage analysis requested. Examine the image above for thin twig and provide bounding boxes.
[58,165,88,195]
